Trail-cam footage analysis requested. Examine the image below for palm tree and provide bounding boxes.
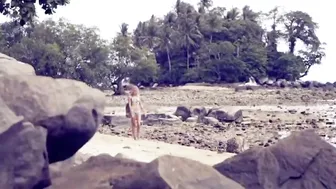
[226,7,240,20]
[113,23,135,95]
[133,16,159,50]
[175,2,203,69]
[119,23,129,37]
[133,21,145,47]
[197,0,213,13]
[158,12,177,74]
[204,12,223,43]
[242,6,259,22]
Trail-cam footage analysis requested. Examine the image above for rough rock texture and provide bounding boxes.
[0,75,106,163]
[185,116,198,122]
[0,121,49,189]
[214,130,336,189]
[208,108,243,122]
[49,154,146,189]
[144,113,181,126]
[114,153,133,160]
[0,54,106,188]
[49,152,92,178]
[174,105,191,121]
[226,136,245,153]
[0,53,35,76]
[201,116,219,125]
[0,97,23,133]
[112,155,245,189]
[190,106,207,117]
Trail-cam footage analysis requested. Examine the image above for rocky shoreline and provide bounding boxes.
[105,86,336,108]
[2,53,336,188]
[101,86,336,154]
[101,108,336,152]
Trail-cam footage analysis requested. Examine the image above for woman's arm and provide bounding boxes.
[139,100,146,114]
[127,95,133,115]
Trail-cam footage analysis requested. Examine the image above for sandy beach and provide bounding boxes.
[78,133,235,165]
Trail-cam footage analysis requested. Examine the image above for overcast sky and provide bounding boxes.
[11,0,336,82]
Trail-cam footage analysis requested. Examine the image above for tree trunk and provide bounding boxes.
[216,70,221,82]
[299,64,312,78]
[166,46,172,73]
[289,37,296,54]
[114,77,126,96]
[186,46,190,70]
[236,45,240,58]
[186,36,190,70]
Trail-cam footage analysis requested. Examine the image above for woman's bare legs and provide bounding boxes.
[134,113,141,139]
[130,117,137,140]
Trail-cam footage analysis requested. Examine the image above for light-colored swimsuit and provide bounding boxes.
[129,95,141,116]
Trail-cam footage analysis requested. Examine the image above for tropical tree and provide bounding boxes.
[0,0,325,87]
[0,19,113,88]
[225,7,240,20]
[111,22,159,94]
[242,6,259,22]
[282,11,320,54]
[175,1,203,70]
[157,12,177,75]
[0,0,70,25]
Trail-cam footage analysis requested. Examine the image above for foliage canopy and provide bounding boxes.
[0,0,326,92]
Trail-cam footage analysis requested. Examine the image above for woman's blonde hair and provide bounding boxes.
[125,84,139,95]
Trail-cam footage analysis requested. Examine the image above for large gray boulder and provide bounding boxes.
[0,97,50,188]
[0,53,106,188]
[0,53,35,76]
[214,130,336,189]
[208,108,243,122]
[49,154,146,189]
[0,120,49,189]
[0,75,106,163]
[112,155,245,189]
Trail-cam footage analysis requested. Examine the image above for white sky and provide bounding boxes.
[4,0,336,82]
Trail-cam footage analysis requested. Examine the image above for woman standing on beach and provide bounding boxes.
[125,84,145,140]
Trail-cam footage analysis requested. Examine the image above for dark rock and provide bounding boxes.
[277,79,288,88]
[291,81,301,88]
[144,113,181,125]
[112,155,244,189]
[190,106,207,117]
[311,81,323,88]
[208,108,243,122]
[0,75,106,163]
[214,130,336,189]
[49,152,91,178]
[301,81,312,88]
[288,109,297,114]
[326,82,333,87]
[226,136,245,153]
[202,116,220,125]
[102,114,113,125]
[49,154,146,189]
[0,121,49,189]
[174,106,191,121]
